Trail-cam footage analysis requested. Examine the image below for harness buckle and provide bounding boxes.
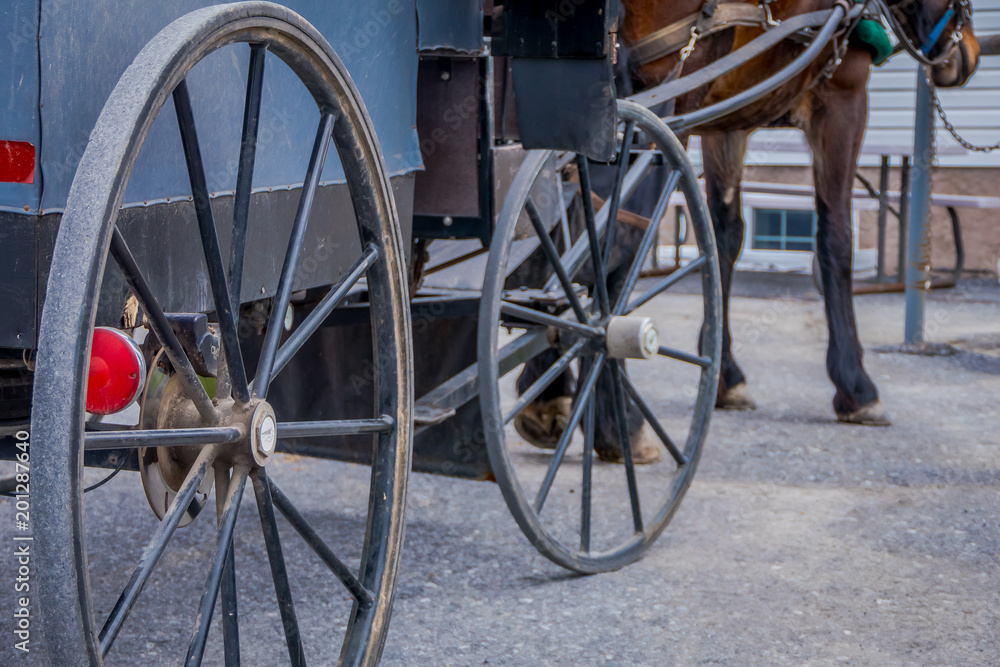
[761,2,780,27]
[679,26,699,61]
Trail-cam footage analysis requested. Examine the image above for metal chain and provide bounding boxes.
[926,71,1000,153]
[928,73,938,210]
[805,0,870,91]
[802,27,850,93]
[925,72,939,284]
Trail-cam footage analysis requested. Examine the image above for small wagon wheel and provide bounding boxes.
[32,3,411,665]
[479,100,722,573]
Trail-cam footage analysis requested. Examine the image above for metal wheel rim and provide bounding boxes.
[31,4,412,665]
[478,100,722,574]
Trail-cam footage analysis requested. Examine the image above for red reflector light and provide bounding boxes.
[86,327,147,415]
[0,141,35,184]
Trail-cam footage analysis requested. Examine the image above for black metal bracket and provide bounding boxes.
[143,313,220,377]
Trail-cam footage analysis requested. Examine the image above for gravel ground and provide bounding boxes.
[2,272,998,666]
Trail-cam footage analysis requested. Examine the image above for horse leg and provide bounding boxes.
[591,358,660,464]
[805,60,889,425]
[701,130,756,410]
[514,348,577,448]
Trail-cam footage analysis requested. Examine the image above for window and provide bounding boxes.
[752,208,817,252]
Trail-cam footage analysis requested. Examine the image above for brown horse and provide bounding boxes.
[618,0,980,425]
[515,0,980,462]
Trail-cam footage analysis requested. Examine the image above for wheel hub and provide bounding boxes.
[249,402,277,466]
[138,351,279,523]
[605,316,659,359]
[138,354,212,525]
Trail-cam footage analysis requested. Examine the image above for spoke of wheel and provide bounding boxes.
[215,466,241,667]
[612,170,681,316]
[110,228,217,423]
[580,393,595,553]
[602,121,636,266]
[186,465,249,667]
[609,362,644,534]
[555,168,573,253]
[525,197,588,323]
[251,469,307,667]
[500,301,603,339]
[575,155,611,316]
[277,417,393,438]
[174,80,249,404]
[534,353,605,513]
[626,254,707,313]
[271,244,379,380]
[84,427,243,451]
[504,339,587,426]
[253,112,335,399]
[267,479,374,608]
[99,446,216,656]
[229,44,267,317]
[620,371,687,466]
[657,345,711,369]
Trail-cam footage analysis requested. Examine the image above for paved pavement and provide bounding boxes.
[3,272,998,665]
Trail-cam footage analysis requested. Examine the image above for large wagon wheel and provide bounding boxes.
[479,100,722,573]
[32,3,411,665]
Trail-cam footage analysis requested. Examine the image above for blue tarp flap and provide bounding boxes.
[31,0,421,212]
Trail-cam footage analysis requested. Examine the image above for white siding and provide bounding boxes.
[690,1,1000,169]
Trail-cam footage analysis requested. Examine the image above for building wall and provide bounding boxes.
[739,164,1000,277]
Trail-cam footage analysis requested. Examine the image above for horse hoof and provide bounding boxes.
[595,426,662,465]
[514,396,573,449]
[836,400,892,426]
[716,383,757,411]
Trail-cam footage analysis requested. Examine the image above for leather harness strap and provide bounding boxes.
[628,9,845,109]
[630,3,772,67]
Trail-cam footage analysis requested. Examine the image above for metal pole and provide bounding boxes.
[875,155,889,283]
[897,156,910,282]
[904,69,935,344]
